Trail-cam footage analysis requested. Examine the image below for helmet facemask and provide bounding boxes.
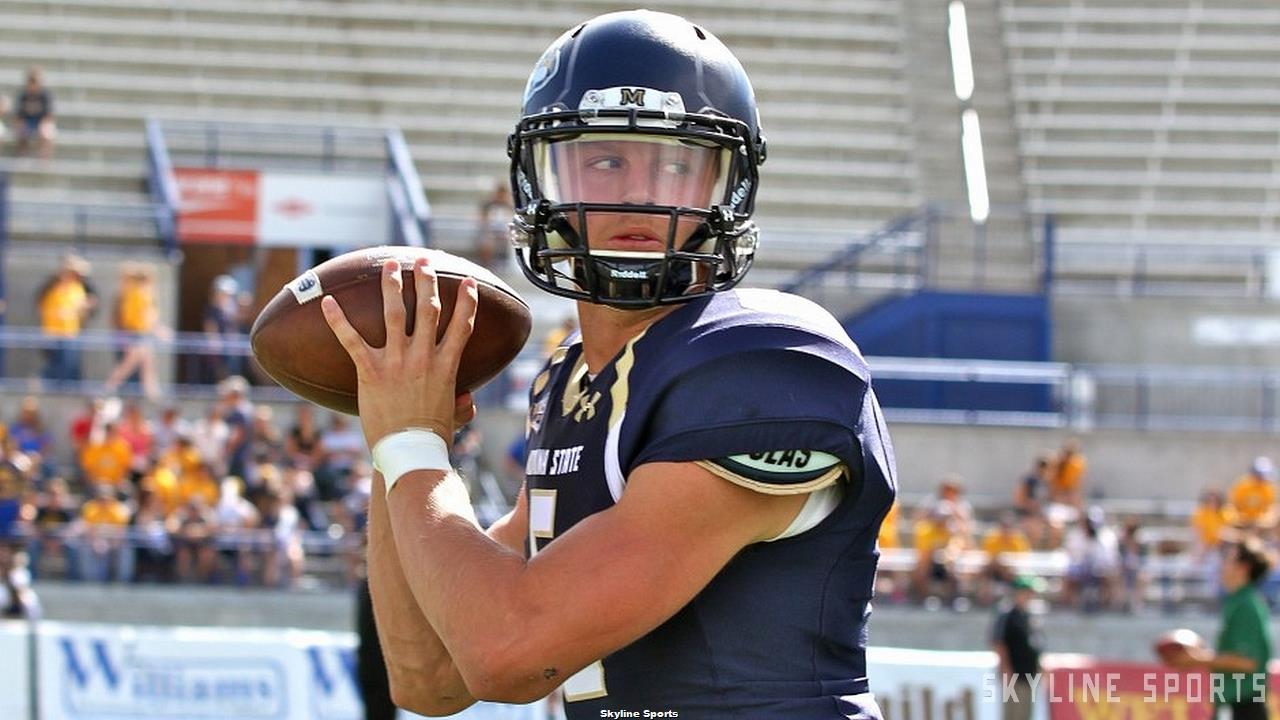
[509,104,763,308]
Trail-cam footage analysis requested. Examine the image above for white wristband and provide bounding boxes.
[371,428,452,497]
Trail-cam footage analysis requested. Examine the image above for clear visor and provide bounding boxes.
[533,134,730,209]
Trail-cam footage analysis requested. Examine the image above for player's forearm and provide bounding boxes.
[367,471,475,715]
[385,470,565,702]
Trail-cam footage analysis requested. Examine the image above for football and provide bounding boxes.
[1153,628,1205,665]
[251,246,532,415]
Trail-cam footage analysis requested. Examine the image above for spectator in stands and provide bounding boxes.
[257,482,303,588]
[473,178,513,270]
[0,541,39,619]
[1049,438,1087,509]
[992,574,1044,720]
[1229,457,1277,530]
[78,482,132,582]
[191,402,229,479]
[173,495,217,584]
[27,478,79,580]
[1014,453,1051,547]
[0,454,23,541]
[1062,506,1119,613]
[201,275,242,383]
[1192,489,1235,587]
[250,406,284,466]
[37,254,96,385]
[926,475,975,542]
[79,421,133,491]
[314,413,365,502]
[1117,517,1148,614]
[117,402,154,484]
[339,462,372,585]
[912,504,964,606]
[285,404,323,472]
[129,486,174,583]
[151,406,189,456]
[10,396,52,481]
[68,397,105,457]
[282,460,325,532]
[980,513,1032,606]
[103,263,166,400]
[217,375,254,484]
[11,66,56,159]
[212,476,258,586]
[1171,536,1274,720]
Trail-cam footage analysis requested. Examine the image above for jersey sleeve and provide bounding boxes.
[627,345,892,497]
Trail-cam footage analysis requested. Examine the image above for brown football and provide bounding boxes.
[250,246,531,415]
[1153,628,1205,665]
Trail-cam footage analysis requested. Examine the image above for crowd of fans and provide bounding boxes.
[0,377,408,591]
[877,440,1280,614]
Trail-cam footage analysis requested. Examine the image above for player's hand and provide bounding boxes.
[320,257,478,451]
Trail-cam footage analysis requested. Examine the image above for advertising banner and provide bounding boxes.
[35,621,545,720]
[0,620,31,720]
[175,168,389,247]
[257,172,388,248]
[175,167,259,245]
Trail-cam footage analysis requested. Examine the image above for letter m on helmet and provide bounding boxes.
[619,88,646,106]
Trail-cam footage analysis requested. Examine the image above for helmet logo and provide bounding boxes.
[619,88,647,106]
[579,87,685,127]
[523,46,561,103]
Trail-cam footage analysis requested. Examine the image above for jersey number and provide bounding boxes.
[528,489,608,701]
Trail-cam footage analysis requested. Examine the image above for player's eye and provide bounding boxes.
[659,161,691,176]
[586,156,624,171]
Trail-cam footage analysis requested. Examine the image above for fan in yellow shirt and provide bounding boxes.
[103,263,165,400]
[1191,489,1236,552]
[37,254,95,383]
[1229,457,1278,528]
[79,423,133,487]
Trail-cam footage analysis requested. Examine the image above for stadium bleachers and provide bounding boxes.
[1001,0,1280,243]
[0,0,921,266]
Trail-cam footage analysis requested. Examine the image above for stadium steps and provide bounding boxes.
[1001,0,1280,239]
[0,0,919,255]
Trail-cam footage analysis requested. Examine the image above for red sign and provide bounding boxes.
[175,167,259,244]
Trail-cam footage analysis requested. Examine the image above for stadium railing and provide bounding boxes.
[0,326,1277,433]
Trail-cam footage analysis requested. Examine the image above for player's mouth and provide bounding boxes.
[604,230,666,252]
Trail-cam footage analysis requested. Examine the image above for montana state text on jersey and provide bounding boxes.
[524,288,896,718]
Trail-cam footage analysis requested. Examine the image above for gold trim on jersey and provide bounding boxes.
[608,334,643,429]
[694,460,847,496]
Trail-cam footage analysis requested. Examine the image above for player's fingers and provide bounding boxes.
[412,256,441,352]
[380,259,406,354]
[438,277,478,364]
[320,296,371,367]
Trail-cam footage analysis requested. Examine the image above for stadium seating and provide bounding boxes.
[1002,0,1280,242]
[0,0,920,266]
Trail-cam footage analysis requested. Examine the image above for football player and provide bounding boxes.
[321,10,896,719]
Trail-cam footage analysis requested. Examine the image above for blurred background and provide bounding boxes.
[0,0,1278,718]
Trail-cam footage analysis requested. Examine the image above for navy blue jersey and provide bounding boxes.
[522,288,896,719]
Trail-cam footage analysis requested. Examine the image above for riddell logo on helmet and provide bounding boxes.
[610,268,649,280]
[728,178,752,208]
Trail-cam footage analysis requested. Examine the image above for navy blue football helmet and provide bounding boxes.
[508,10,767,308]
